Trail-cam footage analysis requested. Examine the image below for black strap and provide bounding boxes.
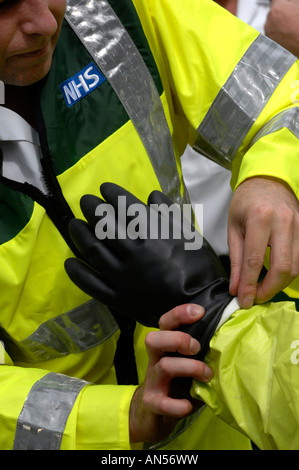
[111,310,139,385]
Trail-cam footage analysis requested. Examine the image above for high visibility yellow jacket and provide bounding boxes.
[0,0,298,450]
[192,300,299,450]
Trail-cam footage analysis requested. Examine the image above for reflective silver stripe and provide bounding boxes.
[65,0,183,205]
[1,299,118,363]
[194,34,297,169]
[14,372,88,450]
[251,107,299,145]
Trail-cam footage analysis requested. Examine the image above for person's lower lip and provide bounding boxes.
[18,44,49,59]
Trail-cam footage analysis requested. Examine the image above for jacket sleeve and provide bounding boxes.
[191,301,299,450]
[0,347,137,450]
[134,0,299,295]
[137,0,299,192]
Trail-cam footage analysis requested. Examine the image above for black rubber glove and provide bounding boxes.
[65,183,233,361]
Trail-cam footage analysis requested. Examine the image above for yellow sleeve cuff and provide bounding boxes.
[63,384,138,450]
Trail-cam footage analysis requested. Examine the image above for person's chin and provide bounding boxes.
[13,60,52,87]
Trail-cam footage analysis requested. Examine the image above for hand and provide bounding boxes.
[129,304,213,444]
[228,176,299,308]
[65,183,233,361]
[265,0,299,57]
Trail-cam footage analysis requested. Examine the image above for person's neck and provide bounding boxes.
[4,84,40,130]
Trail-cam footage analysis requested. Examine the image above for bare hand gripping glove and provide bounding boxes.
[65,183,234,361]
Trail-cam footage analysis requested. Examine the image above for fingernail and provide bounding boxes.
[241,296,254,309]
[204,366,214,382]
[190,338,201,354]
[187,305,205,318]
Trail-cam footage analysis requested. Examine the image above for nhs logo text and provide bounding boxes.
[60,63,106,107]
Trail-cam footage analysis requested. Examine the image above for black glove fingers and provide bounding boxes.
[100,182,147,210]
[64,258,116,304]
[148,190,200,246]
[80,194,107,228]
[81,189,148,254]
[100,182,159,244]
[80,194,125,247]
[68,218,119,275]
[147,189,173,207]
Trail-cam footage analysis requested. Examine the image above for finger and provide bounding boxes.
[100,182,147,211]
[227,225,244,297]
[68,218,119,273]
[256,215,299,303]
[80,194,128,243]
[255,268,294,304]
[145,330,201,364]
[80,194,140,260]
[100,182,154,240]
[158,304,205,331]
[143,390,193,418]
[80,194,106,228]
[147,189,173,207]
[143,357,212,417]
[145,329,213,381]
[236,215,271,308]
[148,190,202,244]
[157,356,213,383]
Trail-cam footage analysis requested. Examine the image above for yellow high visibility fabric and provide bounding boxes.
[156,406,252,451]
[1,0,299,450]
[192,301,299,450]
[134,0,299,296]
[133,0,260,144]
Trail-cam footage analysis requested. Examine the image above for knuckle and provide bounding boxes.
[277,261,293,276]
[246,253,264,270]
[171,307,182,322]
[145,331,157,348]
[279,207,295,228]
[172,305,187,323]
[158,356,173,376]
[241,287,257,300]
[158,396,171,415]
[291,271,299,281]
[195,362,208,380]
[177,331,193,350]
[291,265,299,278]
[229,258,240,270]
[254,204,273,223]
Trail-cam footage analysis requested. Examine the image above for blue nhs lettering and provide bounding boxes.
[60,63,106,107]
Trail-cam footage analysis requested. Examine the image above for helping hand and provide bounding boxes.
[228,177,299,308]
[129,304,213,444]
[65,183,233,361]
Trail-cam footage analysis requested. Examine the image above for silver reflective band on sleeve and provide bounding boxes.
[251,107,299,145]
[14,372,88,450]
[65,0,184,205]
[0,299,118,363]
[194,35,297,170]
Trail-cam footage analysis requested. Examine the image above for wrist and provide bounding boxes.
[129,386,144,444]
